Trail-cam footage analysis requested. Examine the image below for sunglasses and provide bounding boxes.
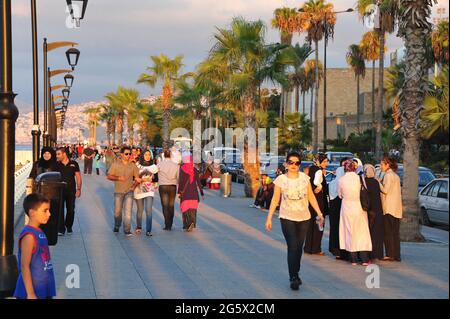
[287,160,301,166]
[123,152,131,156]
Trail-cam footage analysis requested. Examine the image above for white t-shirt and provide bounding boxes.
[274,173,311,222]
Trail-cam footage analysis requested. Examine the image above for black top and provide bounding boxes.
[308,165,329,215]
[178,168,204,201]
[56,160,80,193]
[83,148,95,157]
[364,177,383,214]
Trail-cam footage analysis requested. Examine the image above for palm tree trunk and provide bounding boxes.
[313,40,320,152]
[398,1,432,242]
[111,120,116,146]
[302,92,306,115]
[375,31,385,161]
[243,94,260,198]
[310,87,314,122]
[295,85,300,113]
[162,84,172,147]
[357,75,361,133]
[117,113,124,145]
[371,60,376,123]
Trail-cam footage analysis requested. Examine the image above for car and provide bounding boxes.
[325,151,354,164]
[376,164,436,192]
[419,178,449,226]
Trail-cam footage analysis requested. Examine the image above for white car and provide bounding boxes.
[419,178,449,226]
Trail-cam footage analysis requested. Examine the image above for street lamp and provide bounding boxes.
[65,47,80,71]
[62,88,70,99]
[0,0,20,297]
[64,73,74,88]
[66,0,89,28]
[62,99,69,107]
[298,7,354,151]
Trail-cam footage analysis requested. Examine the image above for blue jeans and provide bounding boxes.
[136,196,154,233]
[114,192,134,233]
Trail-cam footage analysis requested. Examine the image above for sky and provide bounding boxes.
[11,0,449,111]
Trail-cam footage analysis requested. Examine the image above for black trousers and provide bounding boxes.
[280,218,309,279]
[40,198,62,246]
[96,168,100,175]
[84,158,93,174]
[384,214,401,260]
[182,209,197,229]
[328,198,341,256]
[304,215,324,254]
[58,191,76,233]
[350,251,370,264]
[159,185,177,229]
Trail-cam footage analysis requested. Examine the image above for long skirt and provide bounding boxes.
[182,209,197,229]
[369,209,384,260]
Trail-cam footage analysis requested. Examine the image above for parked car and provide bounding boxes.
[325,151,354,164]
[376,164,436,192]
[419,178,449,226]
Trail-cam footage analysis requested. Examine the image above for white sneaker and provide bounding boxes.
[249,204,256,208]
[57,232,65,236]
[255,205,261,209]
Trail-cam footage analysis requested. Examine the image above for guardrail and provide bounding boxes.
[14,162,33,204]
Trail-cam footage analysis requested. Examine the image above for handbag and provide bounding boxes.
[359,176,371,212]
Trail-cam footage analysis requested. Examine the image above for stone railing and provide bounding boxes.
[14,162,33,204]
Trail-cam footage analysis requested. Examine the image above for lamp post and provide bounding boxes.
[31,0,40,162]
[66,0,89,28]
[0,0,19,297]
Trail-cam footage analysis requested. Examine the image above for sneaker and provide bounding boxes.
[124,232,133,237]
[145,232,152,237]
[249,204,257,208]
[67,230,73,235]
[290,277,300,291]
[113,227,119,233]
[57,232,65,236]
[255,205,261,209]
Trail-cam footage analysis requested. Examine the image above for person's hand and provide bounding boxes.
[75,189,81,198]
[314,186,322,194]
[265,217,272,232]
[316,214,324,226]
[135,177,142,183]
[27,293,38,299]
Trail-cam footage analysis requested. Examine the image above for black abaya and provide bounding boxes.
[365,177,385,260]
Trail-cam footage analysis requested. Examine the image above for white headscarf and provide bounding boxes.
[354,158,363,175]
[329,166,345,200]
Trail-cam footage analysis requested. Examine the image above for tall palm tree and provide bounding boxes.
[421,66,449,139]
[357,0,400,161]
[272,7,309,117]
[137,101,163,146]
[300,0,336,151]
[98,103,116,146]
[397,0,435,241]
[346,44,366,133]
[105,90,125,145]
[304,58,323,128]
[360,31,386,123]
[210,17,297,197]
[83,106,100,145]
[384,61,405,130]
[115,87,141,146]
[290,43,314,113]
[137,54,191,147]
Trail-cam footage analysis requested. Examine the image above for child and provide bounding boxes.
[14,193,56,299]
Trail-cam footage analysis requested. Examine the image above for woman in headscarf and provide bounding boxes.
[364,164,384,261]
[338,160,372,266]
[304,153,329,255]
[209,158,222,189]
[29,146,57,179]
[178,155,204,231]
[134,150,159,236]
[328,157,348,259]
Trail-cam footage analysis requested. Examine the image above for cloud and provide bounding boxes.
[12,2,29,18]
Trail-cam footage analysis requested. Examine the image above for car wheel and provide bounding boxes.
[420,208,432,226]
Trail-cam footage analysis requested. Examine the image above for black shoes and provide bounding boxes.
[163,226,172,231]
[113,227,119,233]
[290,276,302,291]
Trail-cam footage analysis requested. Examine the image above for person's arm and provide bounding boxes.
[265,184,282,231]
[74,162,82,198]
[313,170,323,194]
[20,234,37,299]
[379,172,391,195]
[107,164,124,182]
[308,182,324,223]
[195,170,204,197]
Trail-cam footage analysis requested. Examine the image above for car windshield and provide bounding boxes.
[397,169,436,187]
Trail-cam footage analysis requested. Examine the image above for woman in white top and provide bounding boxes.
[265,152,324,291]
[338,160,372,266]
[379,156,402,262]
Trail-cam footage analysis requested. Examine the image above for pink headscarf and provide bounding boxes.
[181,155,195,183]
[343,159,357,173]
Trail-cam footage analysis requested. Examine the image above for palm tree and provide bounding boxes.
[421,66,449,139]
[357,0,400,161]
[105,90,125,145]
[384,61,405,131]
[98,103,116,146]
[115,87,141,146]
[272,7,309,117]
[360,31,386,123]
[83,106,100,145]
[137,54,191,147]
[397,0,435,241]
[300,0,336,151]
[290,43,314,113]
[210,17,297,197]
[431,20,449,67]
[346,44,366,133]
[137,101,163,146]
[304,58,323,127]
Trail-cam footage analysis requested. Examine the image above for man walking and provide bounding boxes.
[107,146,141,236]
[157,149,179,230]
[56,147,82,235]
[83,145,95,175]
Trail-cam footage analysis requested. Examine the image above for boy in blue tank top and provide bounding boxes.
[14,193,56,299]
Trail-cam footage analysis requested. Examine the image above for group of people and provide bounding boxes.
[265,152,403,290]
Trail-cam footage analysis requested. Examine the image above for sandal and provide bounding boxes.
[135,228,142,235]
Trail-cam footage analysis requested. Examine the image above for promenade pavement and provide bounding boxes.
[13,165,449,299]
